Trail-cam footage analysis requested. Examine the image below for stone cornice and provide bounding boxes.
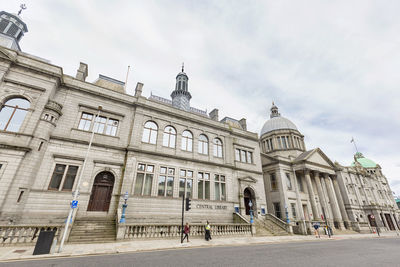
[0,142,31,152]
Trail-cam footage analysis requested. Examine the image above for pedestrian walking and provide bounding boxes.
[313,223,320,238]
[205,220,212,241]
[182,222,190,242]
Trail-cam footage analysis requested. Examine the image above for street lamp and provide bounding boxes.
[120,192,129,223]
[249,200,254,224]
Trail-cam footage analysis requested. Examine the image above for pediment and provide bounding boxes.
[238,176,257,183]
[295,148,335,168]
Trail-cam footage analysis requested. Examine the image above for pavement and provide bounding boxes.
[0,232,398,262]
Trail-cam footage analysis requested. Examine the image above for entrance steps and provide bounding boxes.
[68,218,116,243]
[256,218,290,236]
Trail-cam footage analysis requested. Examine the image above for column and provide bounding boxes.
[305,170,318,220]
[293,171,307,234]
[324,174,344,229]
[314,172,328,221]
[332,177,351,228]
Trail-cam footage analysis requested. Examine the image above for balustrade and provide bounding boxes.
[0,225,63,245]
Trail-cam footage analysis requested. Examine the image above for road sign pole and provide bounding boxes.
[58,107,102,253]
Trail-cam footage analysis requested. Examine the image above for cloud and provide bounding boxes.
[3,0,400,190]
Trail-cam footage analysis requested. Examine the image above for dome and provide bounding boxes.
[351,152,377,168]
[260,116,298,136]
[260,102,298,137]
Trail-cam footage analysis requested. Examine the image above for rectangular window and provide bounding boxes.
[198,172,210,200]
[78,112,119,136]
[269,139,274,150]
[48,164,79,191]
[297,176,304,192]
[134,163,154,196]
[291,203,297,219]
[235,149,240,161]
[78,112,93,131]
[179,169,193,198]
[273,202,281,219]
[247,152,253,164]
[286,173,292,190]
[270,173,277,191]
[158,167,175,197]
[240,150,246,163]
[214,174,226,201]
[282,136,287,149]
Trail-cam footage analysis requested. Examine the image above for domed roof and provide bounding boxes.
[260,103,298,137]
[351,152,377,168]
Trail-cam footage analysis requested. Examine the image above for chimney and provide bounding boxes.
[76,62,88,81]
[209,108,219,121]
[239,118,247,131]
[135,82,144,97]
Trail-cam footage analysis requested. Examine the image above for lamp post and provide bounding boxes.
[249,200,254,223]
[58,106,102,253]
[120,192,129,223]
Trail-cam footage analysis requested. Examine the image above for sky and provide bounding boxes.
[4,0,400,196]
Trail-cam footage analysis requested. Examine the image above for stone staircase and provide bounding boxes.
[68,218,116,243]
[256,217,290,236]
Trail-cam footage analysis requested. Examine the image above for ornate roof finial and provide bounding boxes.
[181,62,184,72]
[270,101,280,118]
[18,4,27,16]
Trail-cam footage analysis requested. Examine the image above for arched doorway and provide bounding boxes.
[244,188,255,215]
[87,171,115,212]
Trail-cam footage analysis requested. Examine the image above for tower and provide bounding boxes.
[0,7,28,51]
[171,64,191,111]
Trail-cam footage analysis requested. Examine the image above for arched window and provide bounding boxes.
[0,97,30,132]
[142,121,158,144]
[198,134,208,155]
[163,126,176,148]
[181,130,193,151]
[213,138,223,157]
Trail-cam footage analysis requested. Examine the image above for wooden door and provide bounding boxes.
[244,188,252,215]
[87,171,115,212]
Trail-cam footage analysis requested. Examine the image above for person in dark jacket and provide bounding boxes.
[182,222,190,242]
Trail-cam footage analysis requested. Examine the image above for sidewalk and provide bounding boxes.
[0,232,398,262]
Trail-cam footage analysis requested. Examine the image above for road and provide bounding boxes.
[1,238,399,267]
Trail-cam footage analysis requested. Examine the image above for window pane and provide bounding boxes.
[180,170,186,177]
[204,173,210,180]
[247,152,252,164]
[215,182,220,200]
[5,98,30,109]
[179,178,185,197]
[167,177,174,196]
[146,165,154,173]
[235,149,240,161]
[158,175,166,196]
[160,167,167,174]
[168,168,175,175]
[205,181,210,199]
[93,116,106,134]
[49,164,66,190]
[62,166,78,190]
[215,174,219,181]
[143,174,153,196]
[186,179,192,198]
[134,173,144,195]
[163,133,169,146]
[221,183,226,201]
[181,136,187,150]
[138,164,145,171]
[187,171,193,178]
[198,180,203,199]
[187,139,193,151]
[221,175,225,182]
[106,119,118,136]
[241,151,246,162]
[0,106,14,130]
[142,128,150,142]
[170,134,176,148]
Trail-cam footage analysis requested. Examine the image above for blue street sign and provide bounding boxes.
[71,200,78,208]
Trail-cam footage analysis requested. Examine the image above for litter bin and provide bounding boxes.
[33,228,57,255]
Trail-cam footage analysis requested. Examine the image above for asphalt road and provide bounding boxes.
[1,238,399,267]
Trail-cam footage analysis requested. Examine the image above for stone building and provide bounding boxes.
[0,10,267,243]
[259,103,400,234]
[0,9,399,244]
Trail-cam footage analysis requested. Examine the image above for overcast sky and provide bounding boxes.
[4,0,400,195]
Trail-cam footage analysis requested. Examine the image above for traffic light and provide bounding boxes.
[185,197,191,211]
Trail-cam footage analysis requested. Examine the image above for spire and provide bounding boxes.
[171,65,191,111]
[270,101,280,118]
[182,62,184,72]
